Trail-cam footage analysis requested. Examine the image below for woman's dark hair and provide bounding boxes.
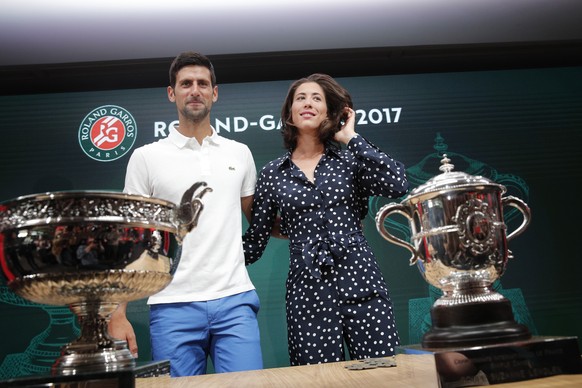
[281,73,353,150]
[169,51,216,88]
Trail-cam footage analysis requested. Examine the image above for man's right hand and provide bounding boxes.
[108,302,139,358]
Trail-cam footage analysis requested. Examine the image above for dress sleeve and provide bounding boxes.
[347,134,409,198]
[242,166,278,265]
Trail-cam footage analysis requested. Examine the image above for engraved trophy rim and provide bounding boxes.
[0,190,179,232]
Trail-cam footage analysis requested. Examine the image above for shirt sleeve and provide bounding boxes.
[123,147,152,196]
[347,134,409,199]
[242,165,277,265]
[240,145,257,198]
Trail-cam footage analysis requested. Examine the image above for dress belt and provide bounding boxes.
[291,231,365,279]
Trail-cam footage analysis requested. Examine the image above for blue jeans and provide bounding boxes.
[149,290,263,376]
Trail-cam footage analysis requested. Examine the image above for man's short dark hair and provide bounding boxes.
[169,51,216,88]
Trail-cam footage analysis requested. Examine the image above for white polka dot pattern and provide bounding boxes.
[243,134,409,365]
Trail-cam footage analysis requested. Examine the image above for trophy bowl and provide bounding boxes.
[0,182,211,375]
[376,155,532,348]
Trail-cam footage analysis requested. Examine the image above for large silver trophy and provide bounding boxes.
[0,182,211,375]
[376,155,531,348]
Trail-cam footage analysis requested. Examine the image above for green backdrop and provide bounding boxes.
[1,67,581,377]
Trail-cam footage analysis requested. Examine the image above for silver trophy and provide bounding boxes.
[0,182,211,374]
[376,155,531,348]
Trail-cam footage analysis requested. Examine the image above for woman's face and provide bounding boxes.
[290,82,328,132]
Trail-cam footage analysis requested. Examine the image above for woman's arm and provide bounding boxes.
[242,167,279,265]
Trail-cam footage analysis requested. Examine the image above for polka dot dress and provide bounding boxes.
[244,134,409,365]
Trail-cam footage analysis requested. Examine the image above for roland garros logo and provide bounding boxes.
[78,105,137,162]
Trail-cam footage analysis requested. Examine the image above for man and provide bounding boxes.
[108,51,263,376]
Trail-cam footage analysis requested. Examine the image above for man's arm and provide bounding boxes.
[241,195,253,224]
[108,302,138,358]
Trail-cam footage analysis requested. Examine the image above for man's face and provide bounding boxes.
[168,65,218,123]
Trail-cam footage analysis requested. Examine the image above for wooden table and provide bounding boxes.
[136,354,582,387]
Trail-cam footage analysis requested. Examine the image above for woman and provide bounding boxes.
[244,73,409,365]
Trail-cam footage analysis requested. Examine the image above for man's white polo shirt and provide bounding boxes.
[124,126,257,303]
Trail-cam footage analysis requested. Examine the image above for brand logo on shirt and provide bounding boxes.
[78,105,137,162]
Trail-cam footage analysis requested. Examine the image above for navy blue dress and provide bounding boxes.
[244,134,409,365]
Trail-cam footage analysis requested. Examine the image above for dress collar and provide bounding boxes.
[277,142,341,170]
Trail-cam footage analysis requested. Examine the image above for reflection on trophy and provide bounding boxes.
[0,182,211,375]
[376,154,532,348]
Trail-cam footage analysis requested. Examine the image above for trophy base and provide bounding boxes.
[0,360,170,387]
[397,336,582,387]
[423,298,531,348]
[52,340,136,375]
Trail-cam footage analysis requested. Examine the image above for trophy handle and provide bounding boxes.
[502,195,531,241]
[375,203,421,265]
[176,182,213,243]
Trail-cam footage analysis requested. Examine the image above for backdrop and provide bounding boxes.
[1,66,581,377]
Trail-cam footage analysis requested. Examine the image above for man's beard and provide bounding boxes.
[181,104,210,123]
